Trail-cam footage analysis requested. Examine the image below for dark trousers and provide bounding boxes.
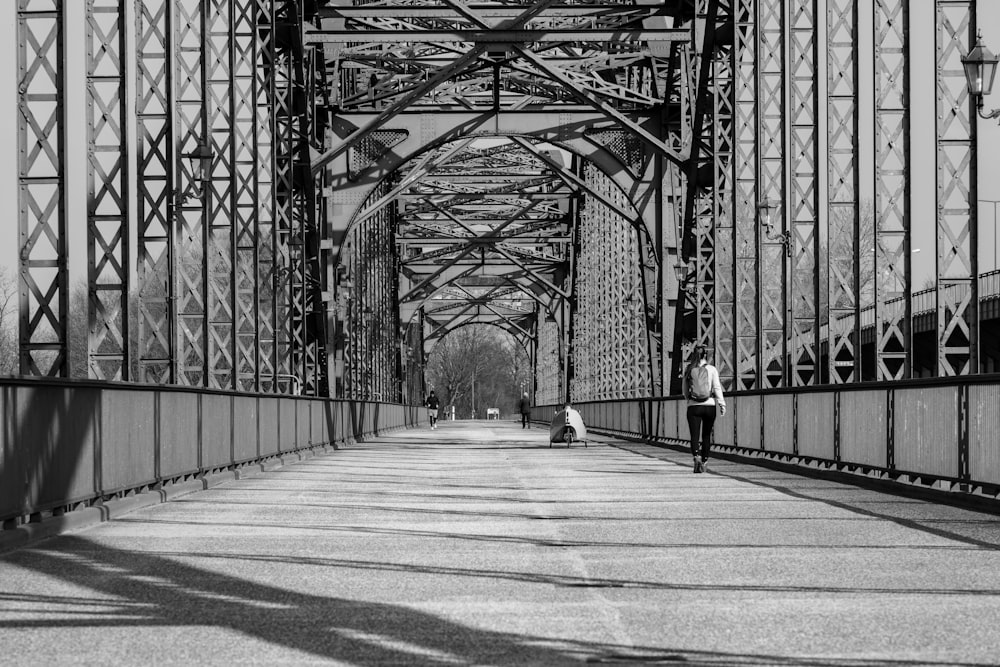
[686,405,716,460]
[521,412,529,428]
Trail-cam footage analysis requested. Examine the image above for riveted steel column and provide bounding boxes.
[713,32,736,391]
[827,0,860,384]
[255,0,277,392]
[789,0,820,387]
[733,0,758,390]
[874,0,912,380]
[136,0,175,384]
[86,0,129,380]
[18,0,68,377]
[174,0,208,386]
[758,0,788,388]
[935,0,978,376]
[233,0,259,391]
[206,0,236,390]
[272,2,294,392]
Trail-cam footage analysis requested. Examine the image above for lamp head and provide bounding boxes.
[963,31,999,103]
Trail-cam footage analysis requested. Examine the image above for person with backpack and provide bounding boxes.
[682,344,726,473]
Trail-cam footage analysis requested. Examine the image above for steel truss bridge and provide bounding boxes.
[7,0,1000,498]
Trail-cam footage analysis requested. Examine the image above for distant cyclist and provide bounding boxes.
[425,390,440,429]
[682,344,726,473]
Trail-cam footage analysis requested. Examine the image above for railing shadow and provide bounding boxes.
[0,535,981,666]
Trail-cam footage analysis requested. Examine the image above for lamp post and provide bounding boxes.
[962,30,1000,121]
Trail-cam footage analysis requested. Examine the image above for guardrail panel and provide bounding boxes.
[296,400,311,447]
[312,399,326,445]
[159,391,200,478]
[839,390,887,468]
[279,398,297,452]
[233,396,258,463]
[259,397,279,456]
[0,388,15,518]
[14,386,99,511]
[894,386,958,478]
[763,395,794,454]
[970,384,1000,485]
[736,395,762,449]
[101,389,156,494]
[201,394,233,470]
[796,392,835,460]
[713,401,735,446]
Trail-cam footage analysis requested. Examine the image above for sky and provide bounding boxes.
[0,1,998,288]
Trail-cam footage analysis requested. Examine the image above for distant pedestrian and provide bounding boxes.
[682,344,726,473]
[425,390,440,429]
[518,392,531,429]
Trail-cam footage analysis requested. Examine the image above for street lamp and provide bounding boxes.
[177,140,214,202]
[674,258,695,295]
[962,30,1000,121]
[757,199,791,256]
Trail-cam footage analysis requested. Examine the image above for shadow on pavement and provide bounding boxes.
[0,535,983,666]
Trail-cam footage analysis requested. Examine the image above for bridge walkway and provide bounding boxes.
[1,421,999,665]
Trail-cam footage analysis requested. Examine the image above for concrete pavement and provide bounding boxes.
[1,420,999,665]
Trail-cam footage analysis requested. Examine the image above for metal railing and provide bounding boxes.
[0,378,425,528]
[534,374,1000,498]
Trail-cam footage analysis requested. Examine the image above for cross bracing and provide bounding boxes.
[9,0,1000,407]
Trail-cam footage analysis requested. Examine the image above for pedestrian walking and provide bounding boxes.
[682,344,726,473]
[518,392,531,429]
[425,390,440,429]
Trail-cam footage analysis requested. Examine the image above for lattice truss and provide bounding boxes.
[342,180,400,401]
[316,2,675,113]
[535,316,562,406]
[390,137,574,358]
[572,162,651,403]
[56,0,326,393]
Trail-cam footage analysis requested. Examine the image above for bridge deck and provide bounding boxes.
[1,422,999,664]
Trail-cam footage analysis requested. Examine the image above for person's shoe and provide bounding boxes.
[700,459,709,473]
[693,457,702,473]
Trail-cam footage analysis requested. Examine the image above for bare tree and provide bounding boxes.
[425,324,529,419]
[0,267,17,375]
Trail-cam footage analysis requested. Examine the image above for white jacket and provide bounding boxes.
[682,361,726,409]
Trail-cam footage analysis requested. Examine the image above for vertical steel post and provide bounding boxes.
[713,34,736,391]
[733,0,758,390]
[86,0,129,380]
[935,0,978,376]
[233,0,259,391]
[255,0,277,392]
[789,0,820,387]
[757,0,788,388]
[136,0,175,384]
[827,0,860,384]
[17,0,68,377]
[206,0,237,390]
[874,0,912,380]
[174,0,208,386]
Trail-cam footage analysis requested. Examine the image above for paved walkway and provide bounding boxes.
[2,421,1000,665]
